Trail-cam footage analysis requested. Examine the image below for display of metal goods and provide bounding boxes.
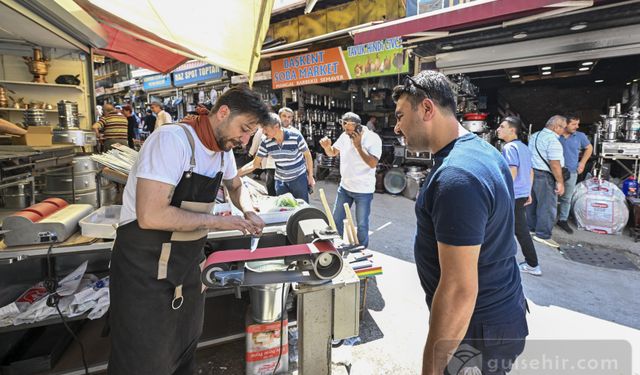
[57,100,80,128]
[319,154,339,168]
[23,108,48,126]
[383,168,406,194]
[624,106,640,142]
[37,183,117,207]
[23,48,50,83]
[600,105,623,141]
[403,167,427,200]
[600,141,640,158]
[53,128,97,146]
[449,74,479,97]
[1,183,32,209]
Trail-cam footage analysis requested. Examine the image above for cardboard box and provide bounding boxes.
[246,317,288,375]
[12,126,53,146]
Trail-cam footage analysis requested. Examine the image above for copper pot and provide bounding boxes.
[0,86,13,108]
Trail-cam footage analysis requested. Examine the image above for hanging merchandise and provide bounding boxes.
[572,178,629,235]
[210,88,218,104]
[198,89,206,104]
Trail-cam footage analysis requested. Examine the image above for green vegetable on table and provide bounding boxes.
[275,194,298,208]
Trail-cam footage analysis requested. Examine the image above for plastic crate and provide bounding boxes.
[79,205,121,239]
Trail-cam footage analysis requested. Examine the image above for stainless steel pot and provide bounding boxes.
[53,129,97,146]
[37,183,117,207]
[384,168,406,194]
[462,120,487,133]
[72,155,98,173]
[403,174,424,200]
[247,261,290,323]
[1,184,31,208]
[44,172,105,192]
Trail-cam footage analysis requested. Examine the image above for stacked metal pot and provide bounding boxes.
[37,155,116,207]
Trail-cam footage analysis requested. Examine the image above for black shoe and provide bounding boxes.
[557,220,574,234]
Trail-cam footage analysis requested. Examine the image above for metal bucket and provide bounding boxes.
[247,261,290,324]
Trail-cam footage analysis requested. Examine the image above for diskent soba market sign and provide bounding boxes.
[271,47,350,89]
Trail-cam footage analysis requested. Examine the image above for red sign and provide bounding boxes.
[271,47,350,89]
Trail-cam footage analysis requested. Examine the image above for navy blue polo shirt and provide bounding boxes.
[415,133,524,323]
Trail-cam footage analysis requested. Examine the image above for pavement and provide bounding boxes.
[198,180,640,374]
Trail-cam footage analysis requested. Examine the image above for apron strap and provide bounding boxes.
[172,285,184,310]
[177,124,197,177]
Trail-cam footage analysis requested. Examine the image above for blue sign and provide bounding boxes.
[173,64,223,86]
[143,74,172,91]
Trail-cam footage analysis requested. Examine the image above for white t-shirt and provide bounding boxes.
[333,128,382,194]
[249,128,275,169]
[120,124,237,224]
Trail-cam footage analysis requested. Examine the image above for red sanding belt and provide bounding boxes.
[203,240,337,269]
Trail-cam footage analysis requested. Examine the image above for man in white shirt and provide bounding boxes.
[527,115,567,248]
[366,116,377,132]
[278,107,296,130]
[248,126,276,196]
[320,112,382,247]
[150,102,173,129]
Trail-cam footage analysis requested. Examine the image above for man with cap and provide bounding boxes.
[320,112,381,247]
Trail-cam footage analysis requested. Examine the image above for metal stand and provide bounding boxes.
[295,266,360,375]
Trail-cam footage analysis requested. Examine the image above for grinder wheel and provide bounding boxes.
[286,207,328,244]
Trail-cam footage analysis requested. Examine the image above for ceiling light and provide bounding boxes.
[541,66,552,71]
[634,79,639,82]
[513,32,528,39]
[579,67,589,71]
[441,44,454,50]
[372,87,376,91]
[542,71,551,76]
[627,82,632,86]
[570,22,588,31]
[352,95,356,99]
[595,79,604,83]
[582,61,594,66]
[511,74,520,79]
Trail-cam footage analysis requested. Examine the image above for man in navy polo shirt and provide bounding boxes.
[557,113,593,234]
[239,113,315,202]
[392,70,528,375]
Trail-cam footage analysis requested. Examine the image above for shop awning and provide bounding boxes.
[353,0,592,45]
[74,0,274,81]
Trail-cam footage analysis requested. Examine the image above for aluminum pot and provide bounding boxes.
[384,168,407,194]
[246,261,290,323]
[72,155,99,173]
[44,172,106,192]
[37,183,117,207]
[1,184,31,209]
[462,120,487,133]
[403,174,424,200]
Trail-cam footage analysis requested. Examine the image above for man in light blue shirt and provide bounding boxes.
[527,115,567,248]
[557,114,593,234]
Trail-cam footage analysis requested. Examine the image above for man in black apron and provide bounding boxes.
[108,87,271,375]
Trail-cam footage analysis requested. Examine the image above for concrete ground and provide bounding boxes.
[199,180,640,374]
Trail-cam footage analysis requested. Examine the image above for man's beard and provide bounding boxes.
[214,127,242,151]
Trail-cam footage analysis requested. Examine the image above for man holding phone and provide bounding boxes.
[320,112,381,247]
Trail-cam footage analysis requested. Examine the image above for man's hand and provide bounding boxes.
[525,195,533,206]
[555,181,565,196]
[319,136,332,150]
[351,130,363,149]
[577,162,586,174]
[211,215,260,234]
[244,211,265,236]
[308,174,316,189]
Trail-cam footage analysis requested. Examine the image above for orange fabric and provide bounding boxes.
[181,106,221,152]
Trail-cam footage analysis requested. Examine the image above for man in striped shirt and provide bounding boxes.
[239,113,315,202]
[92,103,128,151]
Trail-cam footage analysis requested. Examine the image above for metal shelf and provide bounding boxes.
[0,80,84,91]
[0,108,86,117]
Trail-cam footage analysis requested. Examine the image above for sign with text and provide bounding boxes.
[173,63,223,87]
[143,74,172,91]
[343,37,409,79]
[271,48,350,89]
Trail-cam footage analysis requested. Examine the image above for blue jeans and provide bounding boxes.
[557,172,578,221]
[332,186,374,247]
[526,170,557,239]
[275,173,309,203]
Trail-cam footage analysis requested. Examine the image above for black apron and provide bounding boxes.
[108,125,224,375]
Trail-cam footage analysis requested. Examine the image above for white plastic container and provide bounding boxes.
[79,205,121,239]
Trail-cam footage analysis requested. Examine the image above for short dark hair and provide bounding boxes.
[263,112,282,128]
[503,116,524,136]
[212,85,271,125]
[392,70,457,115]
[565,113,580,122]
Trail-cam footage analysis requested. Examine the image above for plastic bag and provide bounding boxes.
[572,178,629,234]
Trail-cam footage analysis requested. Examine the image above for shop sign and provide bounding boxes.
[113,79,136,90]
[173,63,223,86]
[343,37,409,79]
[95,86,105,97]
[143,74,172,91]
[407,0,479,17]
[231,70,272,84]
[131,68,158,78]
[271,48,350,89]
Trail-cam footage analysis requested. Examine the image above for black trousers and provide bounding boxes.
[265,169,276,196]
[515,197,539,267]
